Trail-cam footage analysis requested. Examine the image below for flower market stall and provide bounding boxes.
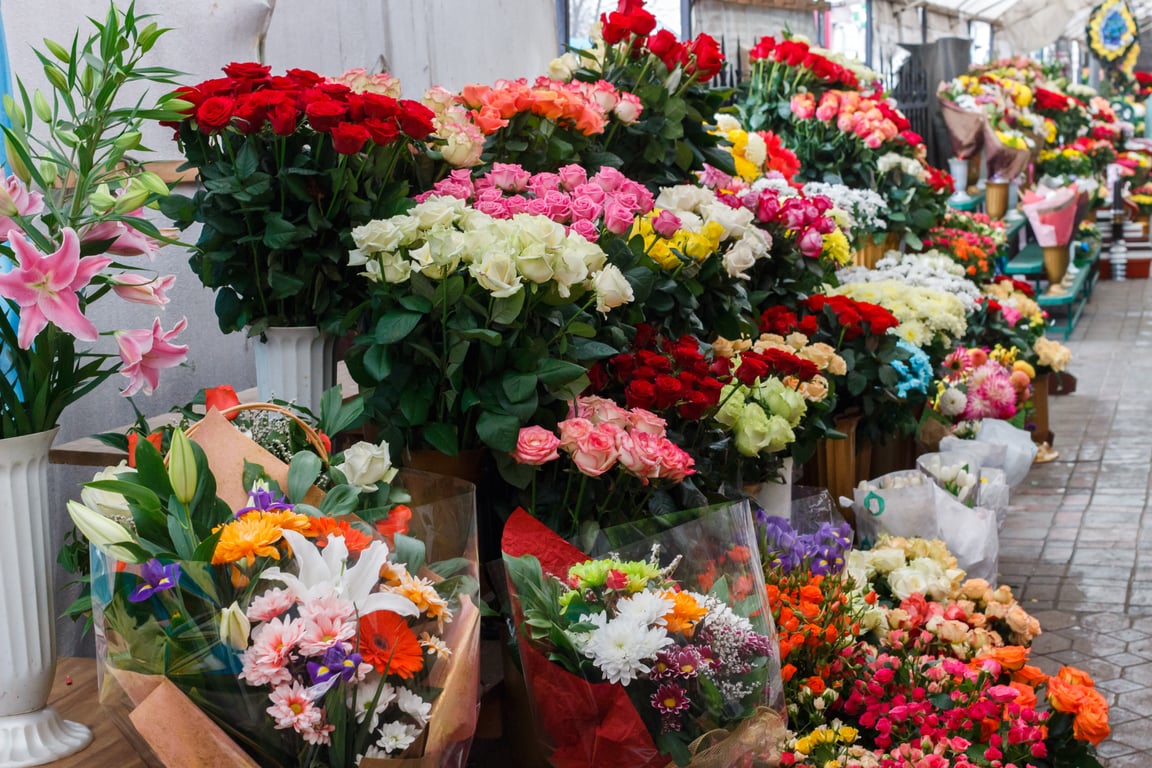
[0,0,1140,766]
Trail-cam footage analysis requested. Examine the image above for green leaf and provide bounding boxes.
[502,372,537,403]
[422,422,459,456]
[398,294,433,313]
[261,213,297,249]
[427,557,472,578]
[242,459,269,494]
[569,338,617,361]
[318,484,360,517]
[567,321,596,338]
[455,328,501,346]
[536,359,587,386]
[288,452,322,504]
[374,311,422,345]
[234,140,259,179]
[393,533,426,573]
[490,291,526,325]
[362,345,390,380]
[476,411,521,452]
[399,388,432,426]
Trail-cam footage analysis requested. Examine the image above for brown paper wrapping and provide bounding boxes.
[815,412,864,525]
[186,408,324,509]
[663,708,786,768]
[938,97,985,159]
[982,123,1030,182]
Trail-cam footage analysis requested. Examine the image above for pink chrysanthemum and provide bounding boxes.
[943,348,973,376]
[651,682,691,715]
[246,587,297,623]
[239,616,304,687]
[267,680,323,732]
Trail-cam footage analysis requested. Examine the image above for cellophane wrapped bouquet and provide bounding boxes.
[502,503,786,768]
[78,422,480,768]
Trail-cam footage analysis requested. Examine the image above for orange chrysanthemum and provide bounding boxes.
[212,514,284,566]
[661,591,708,637]
[392,573,450,622]
[259,509,313,535]
[305,516,373,554]
[359,610,425,679]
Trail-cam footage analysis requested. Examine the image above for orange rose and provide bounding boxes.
[1056,666,1096,688]
[1009,681,1037,710]
[1013,664,1048,686]
[781,663,797,682]
[980,645,1029,672]
[805,676,826,695]
[1072,690,1111,746]
[1046,676,1088,714]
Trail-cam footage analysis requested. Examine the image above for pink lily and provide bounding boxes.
[115,317,189,396]
[0,228,111,348]
[111,273,176,306]
[81,211,160,260]
[0,175,45,240]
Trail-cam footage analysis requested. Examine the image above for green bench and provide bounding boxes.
[948,190,986,213]
[1004,242,1043,280]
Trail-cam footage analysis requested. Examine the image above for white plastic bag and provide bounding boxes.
[974,419,1037,487]
[853,470,938,547]
[917,453,982,507]
[934,485,999,582]
[979,468,1011,530]
[939,435,1007,473]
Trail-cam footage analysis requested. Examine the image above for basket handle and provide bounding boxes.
[184,402,330,464]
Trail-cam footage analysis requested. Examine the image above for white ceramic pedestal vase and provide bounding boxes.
[948,157,971,203]
[0,429,93,767]
[252,326,336,414]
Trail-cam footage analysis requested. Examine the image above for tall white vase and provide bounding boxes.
[0,429,93,767]
[745,457,794,520]
[252,326,336,414]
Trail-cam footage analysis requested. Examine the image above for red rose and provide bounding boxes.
[638,349,672,373]
[267,102,299,135]
[687,33,724,81]
[798,315,819,337]
[652,375,684,409]
[167,85,203,113]
[195,96,234,133]
[899,129,924,146]
[204,384,241,417]
[634,323,658,350]
[610,353,637,381]
[625,379,656,409]
[363,117,400,146]
[305,99,347,132]
[646,30,686,71]
[223,62,271,80]
[760,306,801,336]
[398,100,436,139]
[677,390,711,420]
[198,77,238,98]
[600,11,632,44]
[587,361,609,393]
[696,377,723,403]
[734,354,769,386]
[624,8,657,35]
[286,68,325,87]
[231,95,267,134]
[748,36,776,62]
[632,365,659,381]
[317,82,352,99]
[360,93,402,120]
[331,122,371,154]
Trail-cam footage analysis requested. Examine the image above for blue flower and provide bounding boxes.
[128,559,180,603]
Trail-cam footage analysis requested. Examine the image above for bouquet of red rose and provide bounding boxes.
[162,63,438,334]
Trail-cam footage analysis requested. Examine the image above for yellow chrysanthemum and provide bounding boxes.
[822,228,851,265]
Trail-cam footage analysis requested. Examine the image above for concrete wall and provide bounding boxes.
[693,0,819,73]
[0,0,557,655]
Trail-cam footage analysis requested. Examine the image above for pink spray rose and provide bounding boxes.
[651,209,683,238]
[570,427,619,476]
[557,417,595,450]
[616,430,664,481]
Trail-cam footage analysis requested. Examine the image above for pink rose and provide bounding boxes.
[557,417,595,450]
[557,164,588,191]
[487,163,531,192]
[588,80,620,111]
[628,407,667,436]
[798,227,825,258]
[569,196,603,222]
[613,92,643,124]
[475,199,511,218]
[616,179,654,212]
[656,439,695,482]
[577,395,631,427]
[790,93,815,119]
[505,196,530,215]
[569,219,599,242]
[593,167,627,192]
[512,426,561,465]
[571,427,619,476]
[602,199,636,235]
[573,183,607,205]
[526,197,551,217]
[651,210,682,238]
[616,430,663,481]
[543,190,573,220]
[527,172,562,197]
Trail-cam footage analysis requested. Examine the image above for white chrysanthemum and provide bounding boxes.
[580,616,672,684]
[349,677,396,729]
[615,591,674,627]
[938,387,967,416]
[375,721,420,755]
[750,176,798,197]
[714,113,741,133]
[395,688,432,727]
[744,131,768,167]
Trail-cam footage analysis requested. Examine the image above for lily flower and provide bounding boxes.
[262,530,418,618]
[0,228,111,348]
[115,317,189,396]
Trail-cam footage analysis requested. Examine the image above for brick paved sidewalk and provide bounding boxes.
[1000,279,1152,766]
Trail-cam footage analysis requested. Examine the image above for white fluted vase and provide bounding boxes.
[0,428,93,767]
[744,457,794,520]
[252,326,336,414]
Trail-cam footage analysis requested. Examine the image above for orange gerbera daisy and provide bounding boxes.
[358,610,425,679]
[305,516,373,554]
[212,514,284,566]
[661,591,708,637]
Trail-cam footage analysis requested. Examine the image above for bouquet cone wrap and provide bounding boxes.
[937,94,985,160]
[1022,184,1080,247]
[981,123,1031,182]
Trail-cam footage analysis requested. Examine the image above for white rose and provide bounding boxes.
[379,252,413,283]
[702,201,754,238]
[362,259,384,283]
[81,462,133,519]
[352,219,406,252]
[655,185,713,214]
[722,241,757,280]
[411,196,465,228]
[424,228,466,277]
[845,549,875,587]
[514,214,567,249]
[348,248,370,267]
[393,215,423,245]
[742,226,771,258]
[909,557,951,601]
[470,250,523,298]
[549,248,589,297]
[887,565,930,601]
[613,96,641,124]
[515,242,555,284]
[592,264,633,314]
[548,52,580,81]
[869,547,907,574]
[335,441,398,492]
[565,233,607,273]
[456,208,494,233]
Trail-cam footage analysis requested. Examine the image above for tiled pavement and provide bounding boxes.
[1001,277,1152,766]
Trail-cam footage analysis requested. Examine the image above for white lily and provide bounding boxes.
[261,530,418,618]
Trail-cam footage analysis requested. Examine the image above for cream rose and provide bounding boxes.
[887,565,929,601]
[335,441,398,492]
[470,251,523,298]
[592,264,633,314]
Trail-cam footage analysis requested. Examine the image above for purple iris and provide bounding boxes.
[307,645,363,686]
[234,485,294,518]
[758,517,854,575]
[128,559,181,603]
